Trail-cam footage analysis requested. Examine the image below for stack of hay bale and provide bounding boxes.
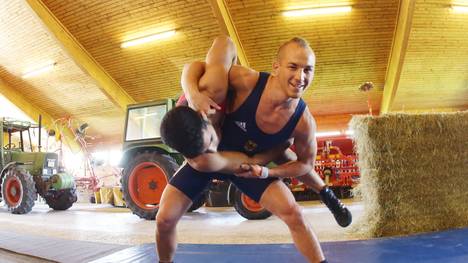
[350,111,468,237]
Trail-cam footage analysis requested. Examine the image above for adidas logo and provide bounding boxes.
[235,121,247,132]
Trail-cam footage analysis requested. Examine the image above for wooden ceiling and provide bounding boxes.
[0,0,467,148]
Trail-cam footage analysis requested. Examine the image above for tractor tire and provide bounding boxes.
[1,166,36,214]
[122,152,178,220]
[188,191,207,212]
[44,188,78,210]
[233,188,272,220]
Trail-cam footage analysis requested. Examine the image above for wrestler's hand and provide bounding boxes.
[190,92,221,115]
[235,164,263,178]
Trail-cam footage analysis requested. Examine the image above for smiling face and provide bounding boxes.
[273,42,316,99]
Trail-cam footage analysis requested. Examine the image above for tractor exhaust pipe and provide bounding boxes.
[38,115,42,152]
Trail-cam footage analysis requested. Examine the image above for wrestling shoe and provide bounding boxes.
[319,187,352,227]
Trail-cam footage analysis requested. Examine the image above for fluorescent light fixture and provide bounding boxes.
[452,5,468,13]
[316,131,342,138]
[121,30,176,48]
[283,6,352,17]
[22,62,56,78]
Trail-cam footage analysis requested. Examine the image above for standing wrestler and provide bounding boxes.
[157,36,337,263]
[167,37,350,228]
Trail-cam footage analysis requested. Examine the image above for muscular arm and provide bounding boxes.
[181,51,259,116]
[237,111,318,179]
[181,36,237,113]
[181,61,209,103]
[274,148,325,192]
[187,140,291,174]
[269,113,317,178]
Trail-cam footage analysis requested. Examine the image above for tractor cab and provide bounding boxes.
[1,118,33,153]
[122,99,178,159]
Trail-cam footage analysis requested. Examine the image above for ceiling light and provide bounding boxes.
[121,30,176,48]
[316,131,342,138]
[452,5,468,13]
[283,6,352,17]
[22,62,56,79]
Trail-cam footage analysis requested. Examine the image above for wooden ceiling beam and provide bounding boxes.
[0,78,81,152]
[380,0,416,114]
[208,0,249,67]
[26,0,135,111]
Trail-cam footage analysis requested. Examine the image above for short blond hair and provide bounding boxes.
[276,37,312,61]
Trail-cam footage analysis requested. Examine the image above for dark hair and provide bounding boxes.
[160,106,207,158]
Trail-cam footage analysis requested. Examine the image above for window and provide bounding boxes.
[125,105,167,141]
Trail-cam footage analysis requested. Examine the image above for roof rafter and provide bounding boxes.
[380,0,416,114]
[0,78,81,152]
[208,0,249,67]
[26,0,135,111]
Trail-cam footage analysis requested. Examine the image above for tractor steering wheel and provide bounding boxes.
[3,143,16,150]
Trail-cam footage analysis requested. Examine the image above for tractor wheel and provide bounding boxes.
[122,152,178,220]
[233,188,272,220]
[1,166,36,214]
[44,188,78,210]
[188,191,207,212]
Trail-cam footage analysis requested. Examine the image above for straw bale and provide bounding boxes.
[349,111,468,237]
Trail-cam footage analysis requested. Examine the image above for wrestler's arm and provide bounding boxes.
[237,110,318,179]
[187,140,291,174]
[181,61,222,111]
[181,36,237,113]
[268,111,317,178]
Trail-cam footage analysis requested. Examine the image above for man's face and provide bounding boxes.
[273,43,316,98]
[200,119,218,153]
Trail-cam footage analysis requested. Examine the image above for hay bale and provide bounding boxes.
[349,111,468,237]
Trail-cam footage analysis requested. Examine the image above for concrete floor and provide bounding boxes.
[0,199,363,262]
[0,199,362,246]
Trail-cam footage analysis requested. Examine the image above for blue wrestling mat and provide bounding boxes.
[92,228,468,263]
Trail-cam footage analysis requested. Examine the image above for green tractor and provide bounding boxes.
[0,117,77,214]
[120,100,272,220]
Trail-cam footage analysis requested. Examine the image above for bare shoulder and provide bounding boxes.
[229,65,259,92]
[294,106,317,139]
